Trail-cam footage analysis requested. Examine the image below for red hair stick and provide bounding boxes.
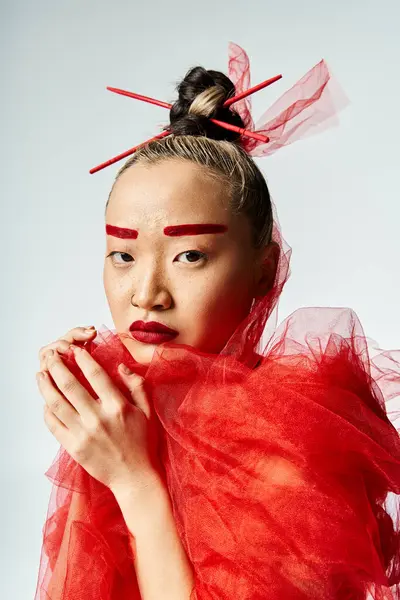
[106,88,172,109]
[106,88,269,143]
[89,130,171,174]
[90,73,281,173]
[224,74,282,107]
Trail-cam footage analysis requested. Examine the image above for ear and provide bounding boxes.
[253,242,280,297]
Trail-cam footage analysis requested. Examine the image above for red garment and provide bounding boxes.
[34,46,400,599]
[34,202,400,599]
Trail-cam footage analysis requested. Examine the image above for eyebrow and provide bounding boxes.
[106,223,228,239]
[106,224,138,239]
[164,224,228,236]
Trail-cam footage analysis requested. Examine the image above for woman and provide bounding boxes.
[34,43,400,599]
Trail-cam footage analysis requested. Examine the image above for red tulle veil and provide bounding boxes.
[34,43,400,600]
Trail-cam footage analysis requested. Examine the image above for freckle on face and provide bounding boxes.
[103,159,259,365]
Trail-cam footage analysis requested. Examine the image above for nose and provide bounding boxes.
[131,265,172,311]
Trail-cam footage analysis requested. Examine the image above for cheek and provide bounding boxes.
[103,266,128,312]
[103,268,116,305]
[186,265,254,330]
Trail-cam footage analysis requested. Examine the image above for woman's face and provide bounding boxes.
[103,158,275,365]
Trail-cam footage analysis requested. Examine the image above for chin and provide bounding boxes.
[120,336,157,365]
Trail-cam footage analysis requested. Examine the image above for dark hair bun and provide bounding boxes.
[169,66,244,142]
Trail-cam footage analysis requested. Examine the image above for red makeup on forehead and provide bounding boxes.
[163,224,228,236]
[106,224,138,239]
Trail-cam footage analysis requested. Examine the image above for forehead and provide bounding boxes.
[107,159,231,226]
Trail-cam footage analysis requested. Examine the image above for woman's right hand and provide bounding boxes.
[38,326,97,372]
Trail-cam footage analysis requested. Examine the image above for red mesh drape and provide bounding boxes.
[227,41,350,157]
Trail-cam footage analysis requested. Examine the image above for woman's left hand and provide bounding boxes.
[36,345,161,496]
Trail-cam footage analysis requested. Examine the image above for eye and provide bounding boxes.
[174,250,207,264]
[107,251,133,265]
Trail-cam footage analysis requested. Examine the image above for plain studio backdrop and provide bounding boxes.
[1,0,399,597]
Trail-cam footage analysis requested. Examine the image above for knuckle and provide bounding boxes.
[109,400,125,419]
[136,379,145,391]
[57,340,71,353]
[50,398,63,413]
[88,365,103,381]
[60,377,78,395]
[38,345,50,360]
[39,340,64,361]
[43,349,53,362]
[84,417,102,437]
[73,429,94,454]
[69,326,86,338]
[66,328,80,341]
[131,374,145,390]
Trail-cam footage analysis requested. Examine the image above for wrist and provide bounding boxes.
[111,470,166,507]
[112,472,172,536]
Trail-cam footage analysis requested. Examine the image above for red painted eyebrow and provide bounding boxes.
[163,224,228,236]
[106,223,228,239]
[106,224,138,239]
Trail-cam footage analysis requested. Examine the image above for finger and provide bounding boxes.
[119,367,151,420]
[39,340,71,371]
[43,403,70,448]
[38,327,97,370]
[37,370,80,430]
[70,346,125,412]
[63,326,97,345]
[45,350,98,423]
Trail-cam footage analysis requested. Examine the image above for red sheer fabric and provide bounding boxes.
[227,41,350,157]
[34,47,400,600]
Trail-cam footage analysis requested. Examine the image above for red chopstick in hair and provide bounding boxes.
[106,88,270,144]
[89,130,171,174]
[90,73,282,173]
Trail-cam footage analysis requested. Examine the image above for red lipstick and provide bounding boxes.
[129,320,178,345]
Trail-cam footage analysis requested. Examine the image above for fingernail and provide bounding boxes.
[120,364,132,375]
[84,327,95,333]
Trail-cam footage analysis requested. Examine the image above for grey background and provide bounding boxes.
[1,0,399,597]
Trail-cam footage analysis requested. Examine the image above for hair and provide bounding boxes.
[105,65,273,249]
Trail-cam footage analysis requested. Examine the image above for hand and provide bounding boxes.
[36,342,161,495]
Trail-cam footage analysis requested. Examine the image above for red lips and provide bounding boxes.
[129,320,178,335]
